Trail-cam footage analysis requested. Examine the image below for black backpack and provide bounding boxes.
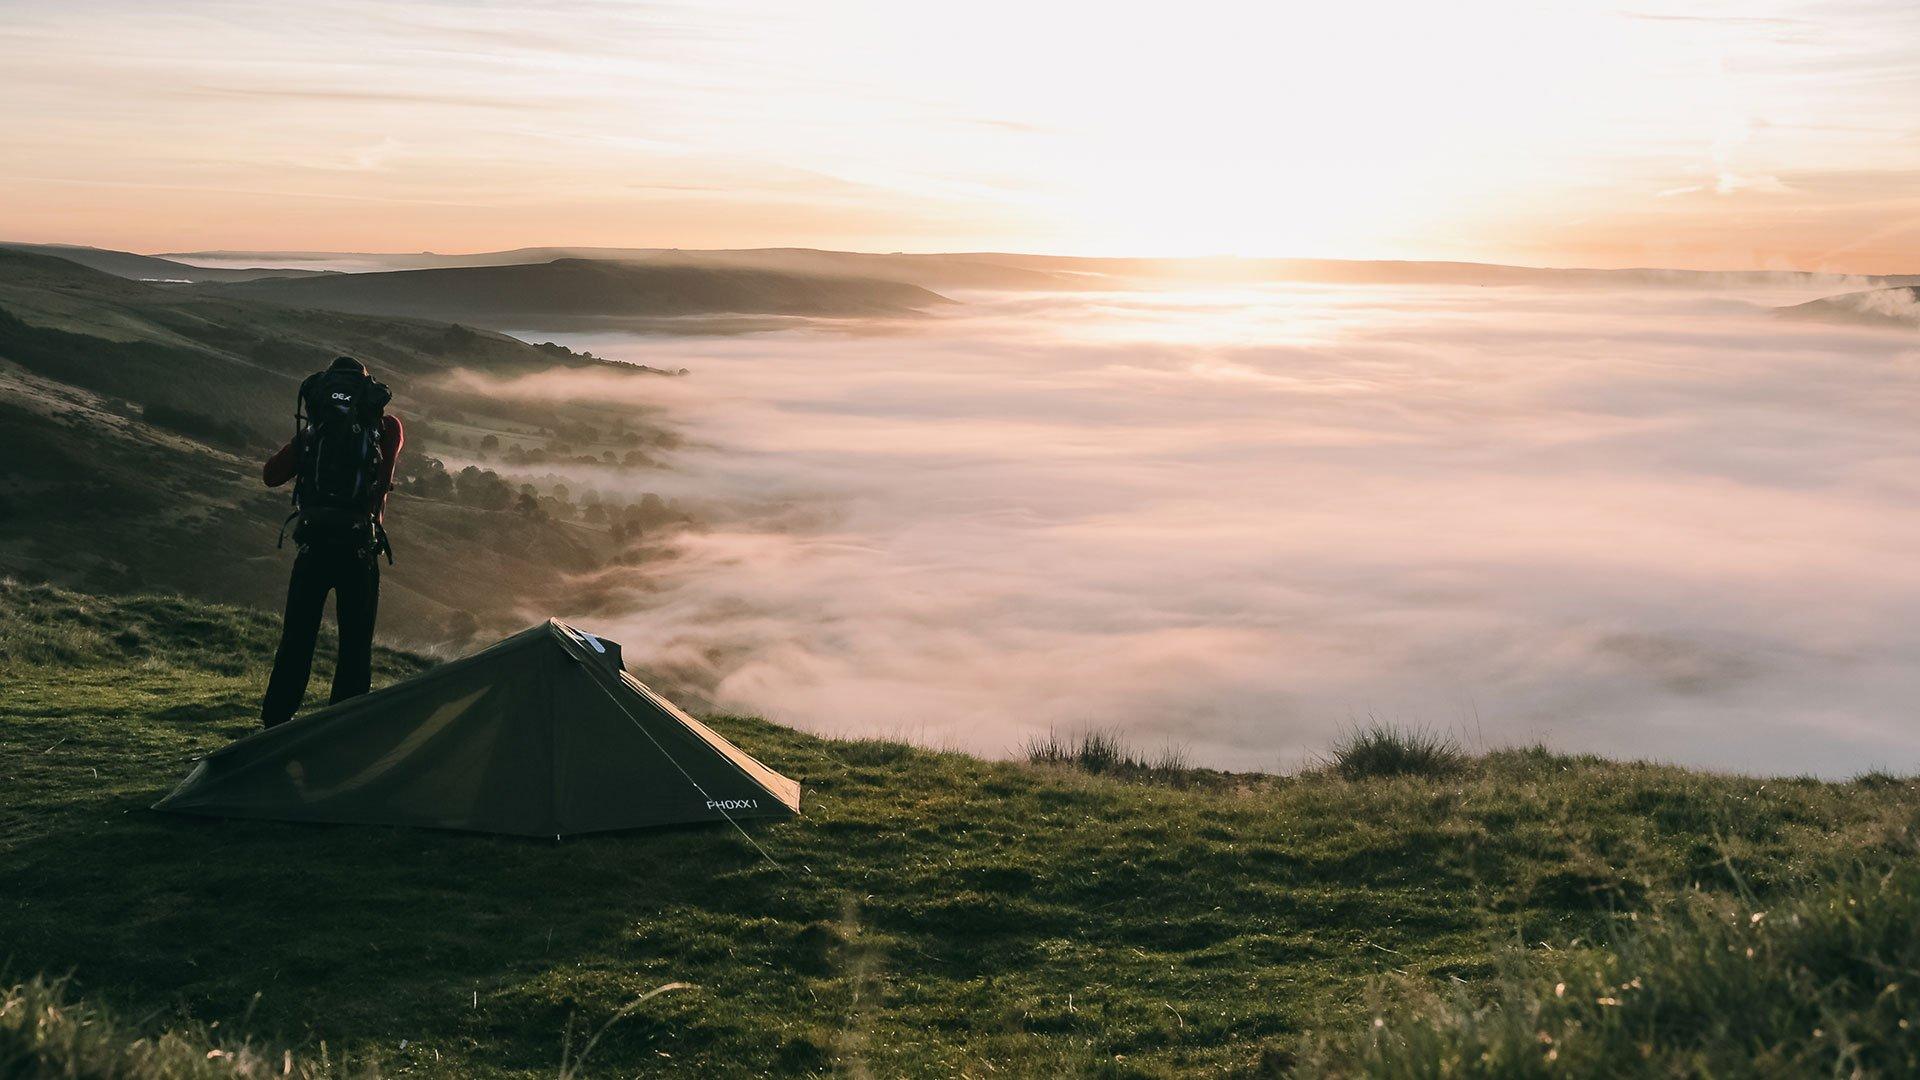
[278,367,395,561]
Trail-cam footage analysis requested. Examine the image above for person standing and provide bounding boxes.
[259,356,403,726]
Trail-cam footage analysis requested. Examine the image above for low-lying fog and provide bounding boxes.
[498,284,1920,776]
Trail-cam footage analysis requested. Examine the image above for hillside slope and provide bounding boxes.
[1777,285,1920,328]
[162,246,1087,288]
[0,249,672,642]
[0,248,619,424]
[5,582,1919,1077]
[194,258,952,329]
[0,241,329,283]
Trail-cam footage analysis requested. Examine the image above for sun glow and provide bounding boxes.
[2,0,1918,268]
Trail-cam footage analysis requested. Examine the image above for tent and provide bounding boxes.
[154,620,800,837]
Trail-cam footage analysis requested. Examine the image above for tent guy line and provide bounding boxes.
[598,664,791,871]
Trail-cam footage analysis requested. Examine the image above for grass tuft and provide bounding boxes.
[1853,768,1909,789]
[1323,722,1466,780]
[1024,727,1191,782]
[0,975,344,1078]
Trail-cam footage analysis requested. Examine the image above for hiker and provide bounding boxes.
[259,356,404,727]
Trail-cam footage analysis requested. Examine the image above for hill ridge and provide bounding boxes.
[191,257,953,329]
[0,240,331,283]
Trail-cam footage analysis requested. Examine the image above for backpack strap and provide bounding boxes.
[280,378,305,549]
[293,372,318,432]
[288,376,313,516]
[374,522,395,565]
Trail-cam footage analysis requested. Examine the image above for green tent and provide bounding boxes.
[154,620,800,837]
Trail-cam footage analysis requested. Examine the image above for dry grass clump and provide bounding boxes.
[1323,722,1467,780]
[1024,727,1191,781]
[0,976,345,1079]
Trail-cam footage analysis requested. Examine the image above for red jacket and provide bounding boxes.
[264,414,405,522]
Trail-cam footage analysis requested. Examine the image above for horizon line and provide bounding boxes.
[21,239,1909,281]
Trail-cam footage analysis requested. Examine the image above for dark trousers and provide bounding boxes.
[261,545,381,727]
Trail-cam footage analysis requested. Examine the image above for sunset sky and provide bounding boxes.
[4,0,1918,271]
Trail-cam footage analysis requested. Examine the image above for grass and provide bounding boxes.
[4,579,1920,1076]
[1324,722,1467,781]
[1300,861,1920,1076]
[1024,728,1193,784]
[0,976,339,1079]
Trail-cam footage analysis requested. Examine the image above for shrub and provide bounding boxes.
[1324,722,1465,780]
[454,465,513,510]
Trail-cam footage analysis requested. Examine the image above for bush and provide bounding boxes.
[454,465,513,510]
[1324,723,1465,780]
[401,457,453,500]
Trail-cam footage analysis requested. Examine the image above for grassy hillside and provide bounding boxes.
[0,247,644,445]
[194,258,952,329]
[0,241,330,283]
[5,581,1919,1077]
[0,248,685,643]
[0,248,621,422]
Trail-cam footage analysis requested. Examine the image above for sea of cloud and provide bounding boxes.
[481,283,1920,776]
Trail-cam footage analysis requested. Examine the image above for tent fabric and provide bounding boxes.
[154,620,800,836]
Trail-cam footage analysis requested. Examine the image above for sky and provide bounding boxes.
[3,0,1919,270]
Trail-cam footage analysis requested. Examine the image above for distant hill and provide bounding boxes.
[0,248,611,414]
[0,241,330,283]
[190,258,953,328]
[1776,285,1920,328]
[0,248,668,641]
[956,253,1920,290]
[164,246,1085,288]
[162,245,1920,291]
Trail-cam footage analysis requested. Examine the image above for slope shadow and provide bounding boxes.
[0,786,803,1073]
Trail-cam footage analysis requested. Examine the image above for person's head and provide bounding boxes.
[329,355,367,375]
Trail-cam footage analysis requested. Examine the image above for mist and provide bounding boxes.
[480,284,1920,776]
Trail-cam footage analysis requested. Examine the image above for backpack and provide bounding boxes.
[278,367,395,561]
